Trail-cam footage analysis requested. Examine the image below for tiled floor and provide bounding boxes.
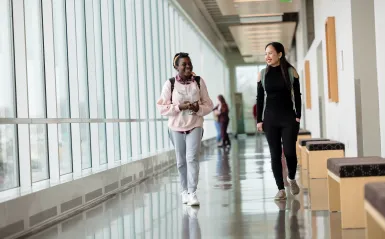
[27,136,365,239]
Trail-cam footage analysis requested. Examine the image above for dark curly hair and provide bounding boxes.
[173,52,191,69]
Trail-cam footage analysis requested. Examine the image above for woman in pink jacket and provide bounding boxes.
[157,52,213,206]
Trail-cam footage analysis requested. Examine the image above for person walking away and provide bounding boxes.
[215,95,231,148]
[157,52,213,206]
[256,42,302,200]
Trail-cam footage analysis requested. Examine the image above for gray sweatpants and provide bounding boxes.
[169,127,203,193]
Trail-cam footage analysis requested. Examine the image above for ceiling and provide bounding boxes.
[199,0,301,63]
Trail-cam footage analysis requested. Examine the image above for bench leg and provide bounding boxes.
[301,169,308,189]
[327,174,340,212]
[366,210,385,239]
[340,177,385,229]
[309,179,328,210]
[340,183,363,228]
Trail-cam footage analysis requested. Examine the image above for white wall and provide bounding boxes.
[296,0,358,156]
[374,0,385,157]
[351,0,381,156]
[297,0,383,156]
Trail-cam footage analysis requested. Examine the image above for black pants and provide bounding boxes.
[220,117,230,145]
[263,117,299,190]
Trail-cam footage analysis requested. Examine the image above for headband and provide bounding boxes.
[173,54,179,68]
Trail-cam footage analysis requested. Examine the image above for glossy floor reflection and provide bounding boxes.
[27,136,362,239]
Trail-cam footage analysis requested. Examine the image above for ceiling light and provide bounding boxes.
[239,15,283,24]
[234,0,273,2]
[240,13,284,17]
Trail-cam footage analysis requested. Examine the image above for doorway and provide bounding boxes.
[317,42,327,137]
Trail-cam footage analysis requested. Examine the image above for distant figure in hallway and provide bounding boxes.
[214,95,231,148]
[213,103,222,146]
[157,52,213,206]
[256,42,302,200]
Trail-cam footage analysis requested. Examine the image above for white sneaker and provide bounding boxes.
[187,206,199,219]
[275,189,287,201]
[287,176,300,196]
[187,192,200,206]
[181,191,189,204]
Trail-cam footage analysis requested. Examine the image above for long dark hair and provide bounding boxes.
[265,42,294,90]
[218,95,229,112]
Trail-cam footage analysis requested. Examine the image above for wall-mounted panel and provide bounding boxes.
[325,16,339,103]
[304,60,312,109]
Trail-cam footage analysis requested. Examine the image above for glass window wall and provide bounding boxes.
[0,0,229,192]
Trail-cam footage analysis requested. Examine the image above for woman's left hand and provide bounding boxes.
[296,118,300,122]
[190,102,200,112]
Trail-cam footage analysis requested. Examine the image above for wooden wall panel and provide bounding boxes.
[325,16,339,102]
[305,60,312,109]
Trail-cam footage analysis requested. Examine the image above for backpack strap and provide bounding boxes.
[260,68,267,121]
[260,68,266,89]
[194,76,201,89]
[288,67,294,85]
[169,77,175,103]
[288,67,296,114]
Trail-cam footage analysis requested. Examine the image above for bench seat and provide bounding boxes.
[327,156,385,229]
[306,141,345,179]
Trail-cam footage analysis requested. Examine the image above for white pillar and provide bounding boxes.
[374,0,385,157]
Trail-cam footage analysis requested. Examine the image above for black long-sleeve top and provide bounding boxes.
[256,66,301,123]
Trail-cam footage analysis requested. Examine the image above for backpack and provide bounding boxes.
[169,76,201,103]
[260,67,296,120]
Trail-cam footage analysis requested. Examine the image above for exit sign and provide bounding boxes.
[281,0,292,2]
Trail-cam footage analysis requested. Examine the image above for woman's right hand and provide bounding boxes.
[257,122,263,132]
[179,101,191,111]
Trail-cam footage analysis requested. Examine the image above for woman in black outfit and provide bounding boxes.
[214,95,230,148]
[256,42,302,200]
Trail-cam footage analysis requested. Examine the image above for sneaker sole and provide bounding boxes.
[290,188,300,196]
[274,197,287,201]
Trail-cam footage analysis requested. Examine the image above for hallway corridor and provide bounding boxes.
[27,137,364,239]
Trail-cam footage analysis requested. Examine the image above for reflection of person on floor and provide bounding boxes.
[157,52,213,206]
[274,199,300,239]
[256,42,302,201]
[215,149,232,190]
[182,206,201,239]
[214,95,231,148]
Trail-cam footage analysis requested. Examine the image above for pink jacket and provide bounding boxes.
[156,77,213,132]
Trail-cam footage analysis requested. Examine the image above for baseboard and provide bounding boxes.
[0,137,215,239]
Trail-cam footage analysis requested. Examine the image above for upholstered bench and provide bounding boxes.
[364,182,385,238]
[298,138,330,169]
[296,129,311,161]
[298,129,311,137]
[306,141,344,179]
[327,157,385,229]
